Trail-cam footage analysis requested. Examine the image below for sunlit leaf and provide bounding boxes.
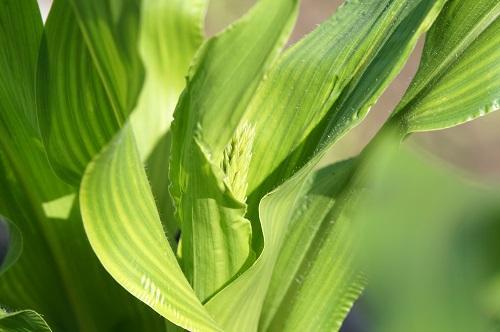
[170,0,300,300]
[393,0,500,132]
[80,126,221,331]
[204,2,447,331]
[1,1,163,330]
[260,160,364,331]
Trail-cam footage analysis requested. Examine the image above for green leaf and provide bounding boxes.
[146,132,179,247]
[393,0,500,132]
[1,1,163,330]
[131,0,208,159]
[39,0,206,182]
[133,0,208,246]
[0,1,81,327]
[256,3,456,328]
[202,1,446,331]
[0,0,70,200]
[175,134,254,301]
[37,0,123,183]
[80,126,221,332]
[38,0,205,256]
[0,156,164,331]
[243,0,447,203]
[68,0,143,115]
[260,160,364,331]
[170,0,300,300]
[0,309,52,332]
[0,150,75,329]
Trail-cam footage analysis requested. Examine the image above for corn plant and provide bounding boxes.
[0,0,498,331]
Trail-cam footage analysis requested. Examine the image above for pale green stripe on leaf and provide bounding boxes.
[80,126,220,332]
[41,194,77,220]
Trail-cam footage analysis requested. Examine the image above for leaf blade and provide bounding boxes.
[1,1,162,329]
[131,0,207,159]
[260,160,364,331]
[394,0,500,132]
[169,0,300,300]
[80,126,221,331]
[204,1,447,331]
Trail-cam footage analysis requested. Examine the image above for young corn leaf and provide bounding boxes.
[0,155,75,329]
[38,0,206,248]
[0,0,70,200]
[132,0,208,243]
[203,1,446,331]
[0,157,164,331]
[80,126,221,332]
[2,0,498,331]
[67,0,143,117]
[37,0,122,184]
[0,309,52,332]
[242,0,447,214]
[260,161,364,332]
[39,0,205,184]
[0,1,83,327]
[258,1,500,329]
[258,1,447,330]
[1,1,164,330]
[169,0,300,300]
[393,0,500,132]
[146,132,179,247]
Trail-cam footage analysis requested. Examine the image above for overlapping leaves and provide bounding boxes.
[190,1,447,331]
[0,0,203,330]
[0,0,499,331]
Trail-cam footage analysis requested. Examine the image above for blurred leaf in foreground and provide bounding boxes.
[356,144,500,332]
